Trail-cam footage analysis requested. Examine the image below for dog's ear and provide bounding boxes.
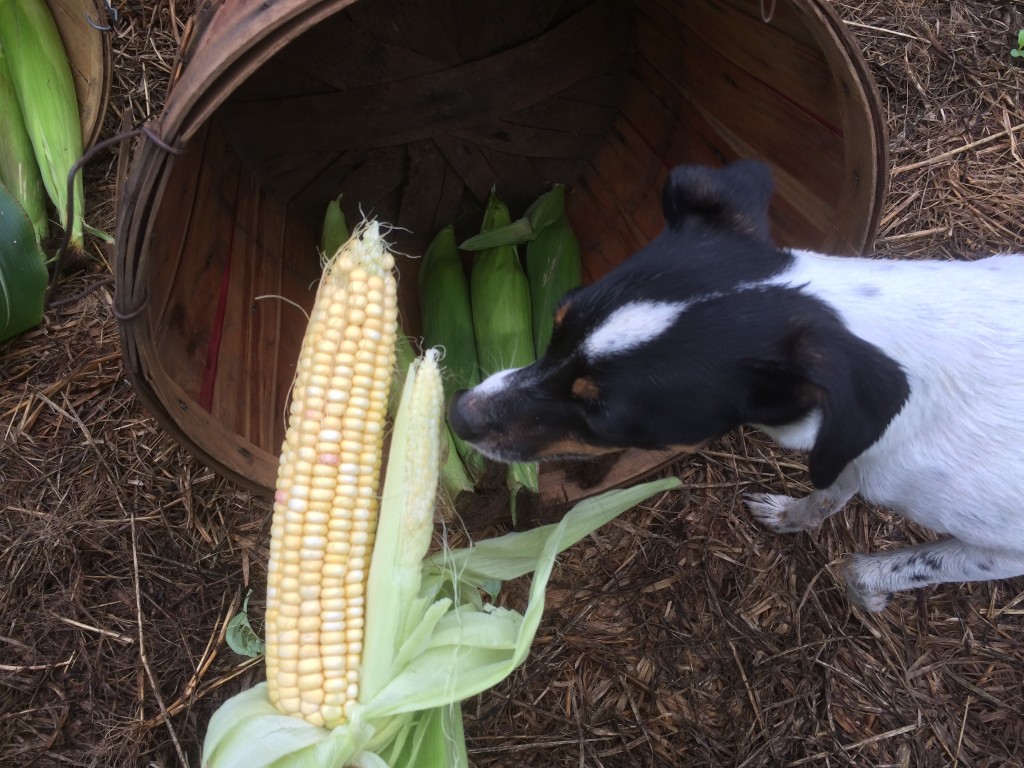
[662,159,774,242]
[797,324,910,488]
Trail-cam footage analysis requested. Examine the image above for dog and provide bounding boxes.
[448,159,1024,612]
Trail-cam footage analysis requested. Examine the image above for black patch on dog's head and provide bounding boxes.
[662,159,775,242]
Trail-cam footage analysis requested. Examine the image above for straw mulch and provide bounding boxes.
[2,1,1023,766]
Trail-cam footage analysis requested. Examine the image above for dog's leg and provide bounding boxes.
[843,540,1024,612]
[744,465,858,534]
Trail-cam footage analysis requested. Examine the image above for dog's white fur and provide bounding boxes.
[745,249,1024,611]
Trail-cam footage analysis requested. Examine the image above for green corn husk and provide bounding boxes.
[470,190,538,505]
[471,191,535,375]
[459,184,567,251]
[0,179,47,341]
[320,194,348,257]
[0,0,85,252]
[418,224,486,483]
[524,186,582,355]
[0,43,46,242]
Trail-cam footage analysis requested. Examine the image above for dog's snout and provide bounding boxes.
[447,389,481,442]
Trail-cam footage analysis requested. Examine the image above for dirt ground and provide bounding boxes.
[2,1,1024,766]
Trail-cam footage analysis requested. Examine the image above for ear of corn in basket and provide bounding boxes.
[201,221,680,768]
[523,185,582,355]
[418,223,487,484]
[0,42,47,241]
[470,189,539,506]
[0,0,86,252]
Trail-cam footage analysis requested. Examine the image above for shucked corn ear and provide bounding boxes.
[524,186,582,355]
[419,224,486,483]
[264,221,399,728]
[471,190,539,502]
[0,43,46,241]
[0,0,85,251]
[389,331,473,519]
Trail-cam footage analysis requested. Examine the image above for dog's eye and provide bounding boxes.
[571,376,600,403]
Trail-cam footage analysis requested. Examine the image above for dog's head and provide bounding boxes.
[449,160,908,488]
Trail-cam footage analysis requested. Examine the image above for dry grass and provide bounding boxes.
[2,1,1024,766]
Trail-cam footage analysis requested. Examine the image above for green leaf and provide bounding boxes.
[225,590,265,658]
[424,477,681,587]
[0,179,47,342]
[201,684,377,768]
[320,194,348,258]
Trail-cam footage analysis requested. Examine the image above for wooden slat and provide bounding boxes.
[635,12,844,210]
[218,0,629,156]
[155,122,242,404]
[639,0,839,127]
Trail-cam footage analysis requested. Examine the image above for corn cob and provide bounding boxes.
[0,43,46,241]
[470,191,538,501]
[0,0,84,251]
[418,224,486,483]
[524,186,582,355]
[264,221,398,728]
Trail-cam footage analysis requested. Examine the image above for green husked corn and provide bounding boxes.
[471,192,535,375]
[419,224,487,483]
[525,186,582,356]
[0,0,85,251]
[0,44,46,242]
[471,190,538,502]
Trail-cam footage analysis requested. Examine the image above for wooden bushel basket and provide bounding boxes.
[115,0,887,506]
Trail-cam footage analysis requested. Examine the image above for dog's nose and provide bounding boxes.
[447,389,480,442]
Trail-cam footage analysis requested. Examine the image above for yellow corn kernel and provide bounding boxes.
[264,223,398,729]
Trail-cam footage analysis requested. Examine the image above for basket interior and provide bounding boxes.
[125,0,885,500]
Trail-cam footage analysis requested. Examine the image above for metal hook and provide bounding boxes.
[86,0,118,32]
[760,0,776,23]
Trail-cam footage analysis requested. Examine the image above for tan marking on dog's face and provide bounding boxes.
[571,376,600,402]
[553,300,571,330]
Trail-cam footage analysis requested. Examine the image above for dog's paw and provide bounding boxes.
[744,493,817,533]
[841,555,893,613]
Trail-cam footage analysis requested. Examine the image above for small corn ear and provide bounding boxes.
[264,222,399,729]
[0,43,46,241]
[389,331,473,519]
[0,0,84,250]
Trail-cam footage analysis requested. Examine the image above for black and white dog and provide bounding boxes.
[449,159,1024,612]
